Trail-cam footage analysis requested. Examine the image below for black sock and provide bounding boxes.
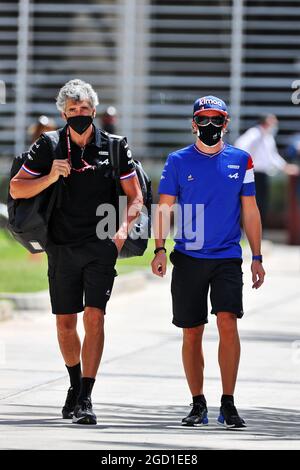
[193,394,206,405]
[65,363,81,392]
[221,394,234,405]
[78,377,95,403]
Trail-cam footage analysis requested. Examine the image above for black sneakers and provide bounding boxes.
[62,386,97,425]
[72,398,97,425]
[181,397,246,429]
[182,401,209,426]
[217,400,246,429]
[61,387,79,419]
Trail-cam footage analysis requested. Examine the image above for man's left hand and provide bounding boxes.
[251,260,265,289]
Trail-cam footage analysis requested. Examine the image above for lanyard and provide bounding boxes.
[66,127,76,165]
[66,127,96,173]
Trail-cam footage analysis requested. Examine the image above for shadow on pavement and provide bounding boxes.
[0,403,300,442]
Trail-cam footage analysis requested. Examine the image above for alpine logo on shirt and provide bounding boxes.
[97,158,109,166]
[228,172,239,179]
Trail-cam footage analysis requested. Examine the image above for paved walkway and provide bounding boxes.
[0,244,300,450]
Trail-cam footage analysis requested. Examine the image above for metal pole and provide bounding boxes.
[15,0,30,155]
[118,0,137,144]
[133,0,150,156]
[229,0,244,143]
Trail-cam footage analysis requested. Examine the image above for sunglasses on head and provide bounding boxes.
[194,115,226,127]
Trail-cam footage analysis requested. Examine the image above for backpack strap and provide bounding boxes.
[41,129,63,159]
[108,134,126,193]
[40,129,65,209]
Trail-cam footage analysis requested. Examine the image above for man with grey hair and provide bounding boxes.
[10,79,143,425]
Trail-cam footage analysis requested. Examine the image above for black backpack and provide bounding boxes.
[109,134,152,258]
[7,131,63,253]
[7,129,152,257]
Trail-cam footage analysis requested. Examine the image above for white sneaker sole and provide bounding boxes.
[72,415,97,425]
[217,419,246,430]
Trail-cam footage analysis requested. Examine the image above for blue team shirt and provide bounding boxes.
[158,143,256,259]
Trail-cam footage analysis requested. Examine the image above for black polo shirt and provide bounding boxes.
[22,125,136,246]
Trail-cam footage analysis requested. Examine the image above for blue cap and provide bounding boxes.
[193,95,228,117]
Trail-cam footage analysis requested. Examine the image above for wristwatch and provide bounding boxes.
[154,247,167,255]
[252,255,263,262]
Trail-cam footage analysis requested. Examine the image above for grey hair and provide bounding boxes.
[56,79,99,112]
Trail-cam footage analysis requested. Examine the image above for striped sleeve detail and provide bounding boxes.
[120,170,136,180]
[21,164,41,176]
[243,168,255,184]
[243,156,255,184]
[240,155,255,196]
[247,156,254,170]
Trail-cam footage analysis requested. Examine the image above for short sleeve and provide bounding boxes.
[158,154,179,196]
[240,155,256,196]
[119,138,136,180]
[21,136,53,176]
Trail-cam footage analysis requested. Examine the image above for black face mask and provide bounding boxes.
[66,115,93,135]
[197,123,222,147]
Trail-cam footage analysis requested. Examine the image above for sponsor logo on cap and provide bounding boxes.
[199,97,223,107]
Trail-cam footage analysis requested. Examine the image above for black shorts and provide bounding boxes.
[170,250,244,328]
[46,239,118,315]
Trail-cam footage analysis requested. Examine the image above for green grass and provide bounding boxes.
[0,230,174,293]
[0,228,248,293]
[0,230,48,293]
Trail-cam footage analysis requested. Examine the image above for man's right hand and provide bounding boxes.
[151,251,167,277]
[48,159,71,183]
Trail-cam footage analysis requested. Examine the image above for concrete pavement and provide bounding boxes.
[0,243,300,450]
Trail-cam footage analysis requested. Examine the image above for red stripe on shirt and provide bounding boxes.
[247,156,254,170]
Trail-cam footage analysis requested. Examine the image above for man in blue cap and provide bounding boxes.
[151,95,265,429]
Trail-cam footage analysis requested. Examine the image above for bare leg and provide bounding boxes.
[82,307,105,378]
[56,313,81,366]
[217,312,240,395]
[182,325,205,396]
